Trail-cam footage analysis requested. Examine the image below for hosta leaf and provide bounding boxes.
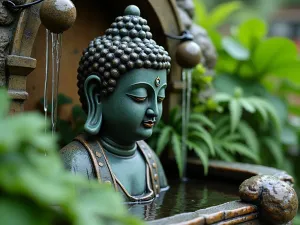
[189,113,215,129]
[253,37,298,75]
[222,37,250,61]
[189,131,215,156]
[237,18,267,49]
[207,1,241,29]
[186,140,209,175]
[263,137,284,168]
[223,143,260,163]
[193,0,208,27]
[238,121,259,153]
[156,126,172,156]
[171,133,183,178]
[229,99,242,133]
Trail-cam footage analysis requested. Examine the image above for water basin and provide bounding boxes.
[127,179,239,221]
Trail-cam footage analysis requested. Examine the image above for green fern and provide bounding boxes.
[214,89,282,134]
[149,108,214,177]
[156,126,172,156]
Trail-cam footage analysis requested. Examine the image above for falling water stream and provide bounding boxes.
[182,69,192,179]
[43,30,63,152]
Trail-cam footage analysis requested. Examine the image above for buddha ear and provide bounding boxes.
[83,75,102,135]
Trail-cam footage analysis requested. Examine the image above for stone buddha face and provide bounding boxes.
[76,5,171,146]
[101,68,167,145]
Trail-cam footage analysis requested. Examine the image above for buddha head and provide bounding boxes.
[77,5,171,145]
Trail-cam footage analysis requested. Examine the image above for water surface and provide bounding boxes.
[127,179,239,221]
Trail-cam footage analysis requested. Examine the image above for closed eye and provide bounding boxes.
[127,94,147,103]
[158,97,165,103]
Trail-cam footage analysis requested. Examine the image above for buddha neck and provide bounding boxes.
[99,136,137,157]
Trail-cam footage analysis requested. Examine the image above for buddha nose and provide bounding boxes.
[146,108,157,118]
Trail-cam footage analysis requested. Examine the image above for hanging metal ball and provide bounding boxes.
[40,0,77,34]
[175,40,202,69]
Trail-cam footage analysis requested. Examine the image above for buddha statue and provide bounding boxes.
[60,5,171,202]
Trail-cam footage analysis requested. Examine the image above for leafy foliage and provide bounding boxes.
[0,89,143,225]
[214,88,281,134]
[40,94,86,147]
[149,106,267,177]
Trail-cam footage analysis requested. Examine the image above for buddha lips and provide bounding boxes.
[143,120,155,128]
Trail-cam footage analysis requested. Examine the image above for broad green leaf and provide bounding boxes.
[229,99,242,133]
[238,121,259,153]
[237,18,267,49]
[156,126,172,155]
[263,137,283,168]
[189,113,215,129]
[171,133,183,178]
[207,1,242,29]
[269,60,300,85]
[222,37,250,61]
[0,89,9,117]
[193,0,208,27]
[253,37,298,75]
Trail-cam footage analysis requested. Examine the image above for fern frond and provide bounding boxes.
[222,134,243,142]
[222,142,260,163]
[189,113,215,129]
[169,107,181,125]
[240,99,255,113]
[263,137,284,168]
[259,99,281,134]
[247,97,268,128]
[215,145,234,162]
[214,93,231,102]
[186,140,209,175]
[171,133,183,178]
[188,123,212,139]
[213,124,231,138]
[189,131,215,156]
[156,126,172,156]
[238,121,259,153]
[229,99,242,133]
[214,115,230,129]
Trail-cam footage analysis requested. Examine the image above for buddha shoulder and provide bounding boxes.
[60,140,95,179]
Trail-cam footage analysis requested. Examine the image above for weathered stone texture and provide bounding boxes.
[176,0,217,69]
[239,175,298,225]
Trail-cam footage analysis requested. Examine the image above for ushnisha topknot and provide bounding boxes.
[77,5,171,111]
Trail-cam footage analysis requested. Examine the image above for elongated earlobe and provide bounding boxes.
[84,75,102,135]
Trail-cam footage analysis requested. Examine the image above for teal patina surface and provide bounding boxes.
[60,5,171,202]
